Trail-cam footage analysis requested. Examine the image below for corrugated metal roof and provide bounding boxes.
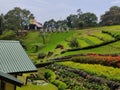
[0,71,23,86]
[0,40,37,73]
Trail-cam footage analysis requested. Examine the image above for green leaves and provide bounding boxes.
[59,61,120,81]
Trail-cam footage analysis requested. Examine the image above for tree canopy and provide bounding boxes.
[100,6,120,25]
[4,7,34,31]
[44,11,98,29]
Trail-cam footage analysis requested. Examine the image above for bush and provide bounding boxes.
[55,44,64,49]
[44,69,56,82]
[52,80,67,90]
[69,38,79,48]
[37,52,46,59]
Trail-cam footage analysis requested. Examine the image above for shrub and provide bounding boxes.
[55,44,64,49]
[52,80,67,90]
[47,51,53,57]
[37,52,46,59]
[44,69,56,82]
[69,38,79,48]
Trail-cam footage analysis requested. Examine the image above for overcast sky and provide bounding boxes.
[0,0,120,24]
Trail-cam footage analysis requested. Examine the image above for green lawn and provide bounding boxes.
[62,40,120,56]
[23,30,74,54]
[17,84,58,90]
[22,25,120,58]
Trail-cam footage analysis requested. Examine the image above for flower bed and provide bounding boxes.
[70,54,120,68]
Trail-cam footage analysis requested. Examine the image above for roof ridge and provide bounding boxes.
[0,40,19,43]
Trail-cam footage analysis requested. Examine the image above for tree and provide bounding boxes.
[0,17,2,35]
[4,7,34,31]
[100,6,120,25]
[79,12,98,27]
[43,19,56,29]
[66,14,79,28]
[77,9,82,15]
[66,12,97,29]
[0,14,5,34]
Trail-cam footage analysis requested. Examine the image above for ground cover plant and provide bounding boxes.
[2,25,120,90]
[58,61,120,81]
[45,64,110,90]
[70,54,120,68]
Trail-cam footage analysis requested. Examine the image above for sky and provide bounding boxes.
[0,0,120,24]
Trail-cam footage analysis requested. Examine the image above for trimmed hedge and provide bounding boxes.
[44,69,56,82]
[61,38,119,54]
[52,80,67,90]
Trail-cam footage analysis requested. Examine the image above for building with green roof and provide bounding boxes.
[0,40,37,90]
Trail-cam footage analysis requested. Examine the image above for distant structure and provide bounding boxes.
[18,18,43,36]
[29,18,42,30]
[44,24,69,33]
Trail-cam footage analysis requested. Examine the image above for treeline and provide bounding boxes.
[0,7,34,34]
[43,6,120,29]
[0,6,120,34]
[43,9,98,29]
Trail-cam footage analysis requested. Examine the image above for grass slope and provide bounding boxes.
[23,31,74,54]
[22,25,120,58]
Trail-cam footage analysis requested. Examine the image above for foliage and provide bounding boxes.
[59,61,120,81]
[43,19,56,29]
[102,30,120,39]
[44,69,56,82]
[90,32,115,41]
[44,10,98,29]
[37,52,46,59]
[0,30,16,40]
[4,7,34,30]
[46,64,110,90]
[77,39,89,48]
[22,30,74,54]
[38,68,67,90]
[71,54,120,67]
[69,38,79,48]
[79,12,98,27]
[63,40,120,56]
[100,6,120,25]
[52,80,67,90]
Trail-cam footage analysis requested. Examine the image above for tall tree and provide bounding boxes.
[4,7,34,31]
[79,12,98,27]
[100,6,120,25]
[66,14,79,28]
[0,17,2,35]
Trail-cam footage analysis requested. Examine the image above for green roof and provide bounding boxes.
[0,40,37,73]
[0,71,23,86]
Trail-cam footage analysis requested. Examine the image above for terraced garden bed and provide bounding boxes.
[45,64,110,90]
[58,61,120,81]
